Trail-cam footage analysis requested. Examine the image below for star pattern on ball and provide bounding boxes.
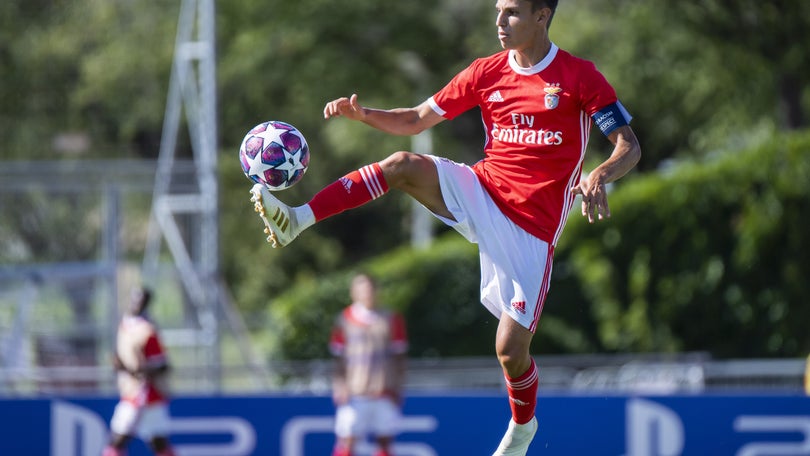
[246,146,274,180]
[239,121,309,190]
[263,126,290,149]
[274,147,307,173]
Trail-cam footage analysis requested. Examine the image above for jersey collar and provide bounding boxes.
[348,302,381,325]
[508,43,559,76]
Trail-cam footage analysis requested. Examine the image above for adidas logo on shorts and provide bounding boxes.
[511,301,526,314]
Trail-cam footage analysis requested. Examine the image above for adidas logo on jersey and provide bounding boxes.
[487,90,504,102]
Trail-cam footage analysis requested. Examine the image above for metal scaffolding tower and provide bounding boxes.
[142,0,221,389]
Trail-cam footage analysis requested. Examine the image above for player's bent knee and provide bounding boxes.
[380,151,435,189]
[380,151,415,184]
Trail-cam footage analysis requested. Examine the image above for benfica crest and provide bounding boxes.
[544,83,562,110]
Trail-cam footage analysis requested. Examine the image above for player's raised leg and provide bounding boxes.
[250,152,448,248]
[251,184,314,248]
[493,314,539,456]
[250,162,387,248]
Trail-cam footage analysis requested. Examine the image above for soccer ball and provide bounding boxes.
[239,120,310,191]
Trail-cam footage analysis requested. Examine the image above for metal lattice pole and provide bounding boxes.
[142,0,220,390]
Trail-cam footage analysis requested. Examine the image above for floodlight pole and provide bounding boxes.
[142,0,220,390]
[398,51,436,249]
[411,130,434,248]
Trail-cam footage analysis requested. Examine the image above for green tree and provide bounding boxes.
[550,0,809,169]
[260,234,492,360]
[0,0,178,158]
[5,0,809,362]
[661,0,810,129]
[551,130,810,357]
[218,0,493,310]
[260,130,810,360]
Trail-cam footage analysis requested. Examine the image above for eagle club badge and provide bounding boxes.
[544,83,562,110]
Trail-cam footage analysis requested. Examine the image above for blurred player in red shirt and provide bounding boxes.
[103,287,175,456]
[329,274,408,456]
[251,0,640,453]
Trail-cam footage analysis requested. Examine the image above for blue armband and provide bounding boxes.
[592,101,632,136]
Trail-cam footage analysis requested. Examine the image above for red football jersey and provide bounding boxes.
[329,304,408,399]
[429,44,626,245]
[116,314,170,405]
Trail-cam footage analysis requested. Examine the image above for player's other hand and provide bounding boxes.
[571,177,610,224]
[323,93,366,121]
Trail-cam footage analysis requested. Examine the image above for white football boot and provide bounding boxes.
[492,417,538,456]
[250,183,305,248]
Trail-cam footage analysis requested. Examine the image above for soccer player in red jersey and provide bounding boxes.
[329,273,408,456]
[250,0,640,454]
[104,287,176,456]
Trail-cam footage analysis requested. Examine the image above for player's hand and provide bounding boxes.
[323,93,366,121]
[571,175,610,223]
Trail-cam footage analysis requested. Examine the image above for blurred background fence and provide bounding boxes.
[1,160,808,398]
[3,0,810,406]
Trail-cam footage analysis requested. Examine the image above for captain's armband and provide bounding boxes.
[592,101,632,136]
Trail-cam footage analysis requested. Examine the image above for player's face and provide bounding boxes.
[350,275,376,307]
[128,289,146,315]
[495,0,545,51]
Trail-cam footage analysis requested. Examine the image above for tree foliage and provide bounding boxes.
[0,0,178,157]
[3,0,810,361]
[660,0,810,129]
[549,130,810,358]
[262,131,810,360]
[260,234,491,360]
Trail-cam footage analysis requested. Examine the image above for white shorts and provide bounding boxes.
[334,396,401,439]
[109,400,171,440]
[428,155,553,332]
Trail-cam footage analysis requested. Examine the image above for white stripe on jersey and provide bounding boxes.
[552,110,591,246]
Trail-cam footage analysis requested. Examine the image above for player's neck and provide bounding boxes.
[513,39,552,68]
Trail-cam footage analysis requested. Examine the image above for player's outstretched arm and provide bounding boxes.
[323,93,443,136]
[572,125,641,223]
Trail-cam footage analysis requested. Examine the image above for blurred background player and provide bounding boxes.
[250,0,640,453]
[805,353,809,395]
[329,273,409,456]
[103,286,175,456]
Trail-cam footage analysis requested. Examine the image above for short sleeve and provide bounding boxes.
[329,320,346,356]
[429,60,483,120]
[143,331,167,367]
[389,313,408,355]
[577,60,619,118]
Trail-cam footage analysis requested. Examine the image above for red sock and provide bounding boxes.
[333,443,352,456]
[505,358,538,424]
[308,163,388,221]
[102,446,126,456]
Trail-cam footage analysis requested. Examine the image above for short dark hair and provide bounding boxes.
[131,286,153,314]
[529,0,558,28]
[530,0,558,11]
[140,287,153,306]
